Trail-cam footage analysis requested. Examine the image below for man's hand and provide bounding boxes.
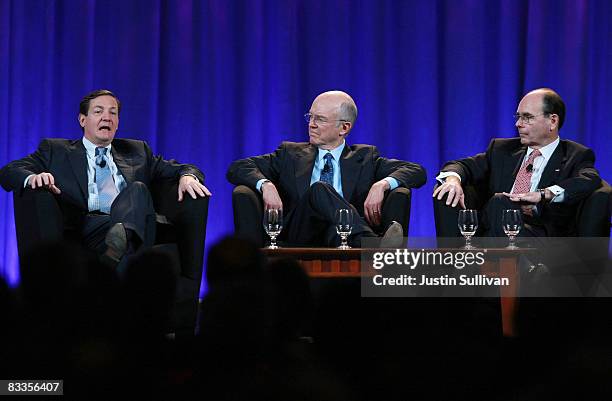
[178,175,211,201]
[432,176,465,209]
[28,172,61,194]
[262,181,283,211]
[364,179,389,227]
[502,192,544,216]
[501,191,540,204]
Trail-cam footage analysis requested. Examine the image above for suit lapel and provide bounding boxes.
[340,145,362,201]
[111,144,134,184]
[295,145,316,199]
[67,140,89,202]
[537,141,565,188]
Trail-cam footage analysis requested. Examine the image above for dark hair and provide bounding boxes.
[79,89,121,116]
[540,88,565,130]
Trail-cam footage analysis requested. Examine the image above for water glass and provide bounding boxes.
[263,208,283,249]
[335,208,353,250]
[458,209,478,249]
[502,209,522,248]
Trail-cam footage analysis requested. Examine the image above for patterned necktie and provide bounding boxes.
[512,149,541,194]
[319,153,334,186]
[95,147,119,213]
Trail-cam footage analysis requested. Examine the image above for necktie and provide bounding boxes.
[95,147,119,213]
[512,149,541,194]
[319,153,334,186]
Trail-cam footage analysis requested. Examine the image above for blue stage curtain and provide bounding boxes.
[1,0,610,291]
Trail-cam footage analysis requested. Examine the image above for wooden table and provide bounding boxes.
[261,247,532,337]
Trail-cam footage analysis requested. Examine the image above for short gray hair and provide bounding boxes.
[337,100,358,125]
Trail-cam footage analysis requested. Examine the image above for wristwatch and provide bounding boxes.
[538,189,546,202]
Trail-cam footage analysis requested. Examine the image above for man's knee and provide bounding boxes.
[125,181,148,193]
[308,181,335,202]
[487,193,513,208]
[433,192,461,211]
[309,181,333,194]
[113,181,153,212]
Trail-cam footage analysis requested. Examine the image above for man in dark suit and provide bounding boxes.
[433,88,601,237]
[0,89,211,266]
[227,90,426,247]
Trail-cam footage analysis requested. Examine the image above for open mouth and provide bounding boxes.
[98,125,112,132]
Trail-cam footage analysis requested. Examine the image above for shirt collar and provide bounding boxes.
[527,136,559,161]
[317,140,346,163]
[82,137,112,157]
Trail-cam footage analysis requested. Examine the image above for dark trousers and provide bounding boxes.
[82,181,157,253]
[433,193,546,237]
[282,181,376,247]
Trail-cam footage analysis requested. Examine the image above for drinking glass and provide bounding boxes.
[335,208,353,250]
[502,209,522,248]
[263,208,283,249]
[457,209,478,249]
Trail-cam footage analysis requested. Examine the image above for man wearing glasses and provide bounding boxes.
[227,90,426,247]
[433,88,601,237]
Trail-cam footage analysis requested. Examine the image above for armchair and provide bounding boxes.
[231,185,413,247]
[12,179,209,338]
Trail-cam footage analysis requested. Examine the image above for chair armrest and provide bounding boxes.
[12,188,64,259]
[150,179,209,280]
[381,187,412,236]
[432,182,488,211]
[576,180,612,237]
[232,185,265,247]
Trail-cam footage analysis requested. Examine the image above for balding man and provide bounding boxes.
[227,90,426,247]
[433,88,601,237]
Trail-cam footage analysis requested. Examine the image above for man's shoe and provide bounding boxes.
[103,223,128,265]
[380,221,404,248]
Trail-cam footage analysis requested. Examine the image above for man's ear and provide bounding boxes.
[549,114,559,131]
[78,113,86,128]
[340,121,352,135]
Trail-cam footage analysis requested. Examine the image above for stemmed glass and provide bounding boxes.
[502,209,522,249]
[335,208,353,250]
[457,209,478,249]
[263,208,283,249]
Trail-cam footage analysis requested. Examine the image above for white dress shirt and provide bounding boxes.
[82,137,127,212]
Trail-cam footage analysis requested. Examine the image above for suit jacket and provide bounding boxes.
[440,137,601,236]
[0,138,204,232]
[226,141,427,217]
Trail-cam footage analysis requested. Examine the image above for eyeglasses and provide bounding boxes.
[513,113,549,125]
[304,113,348,125]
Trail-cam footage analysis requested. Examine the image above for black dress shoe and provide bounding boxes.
[103,223,128,266]
[380,221,404,248]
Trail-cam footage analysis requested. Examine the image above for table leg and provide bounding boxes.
[499,257,520,337]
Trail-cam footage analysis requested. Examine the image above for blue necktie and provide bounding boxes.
[320,153,334,186]
[95,147,118,213]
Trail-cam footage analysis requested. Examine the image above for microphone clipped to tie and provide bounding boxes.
[97,158,107,168]
[526,164,533,172]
